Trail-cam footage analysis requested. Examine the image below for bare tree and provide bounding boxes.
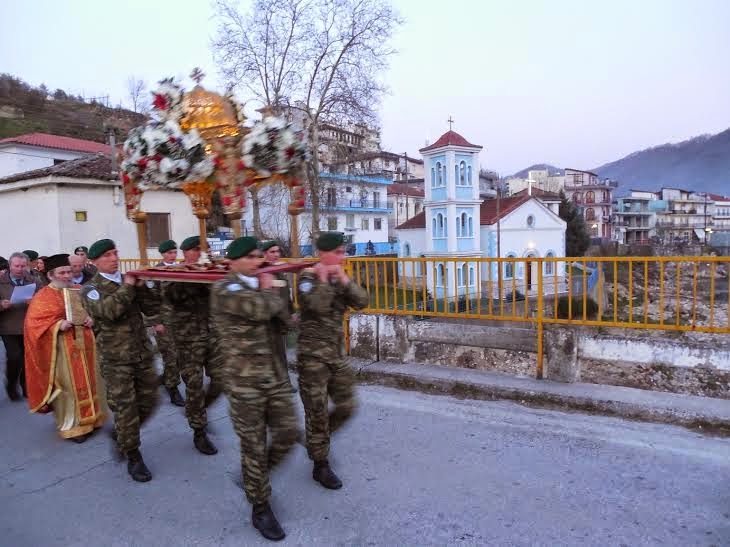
[212,0,402,242]
[126,76,148,113]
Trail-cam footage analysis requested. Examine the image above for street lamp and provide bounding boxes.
[592,223,598,237]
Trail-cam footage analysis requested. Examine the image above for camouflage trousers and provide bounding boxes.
[227,373,298,506]
[152,328,180,390]
[177,338,224,431]
[297,356,357,462]
[101,357,160,454]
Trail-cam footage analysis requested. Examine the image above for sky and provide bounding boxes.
[2,0,729,176]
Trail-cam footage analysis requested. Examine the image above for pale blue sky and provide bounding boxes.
[2,0,729,175]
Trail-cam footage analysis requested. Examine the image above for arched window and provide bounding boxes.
[573,193,582,204]
[545,252,555,276]
[586,191,595,204]
[467,165,472,185]
[469,267,475,286]
[585,207,596,221]
[455,165,459,185]
[432,217,436,235]
[461,263,468,286]
[505,253,516,278]
[603,191,609,202]
[403,243,411,257]
[435,213,445,237]
[459,161,466,185]
[460,212,467,236]
[437,263,445,286]
[436,162,443,186]
[468,216,473,236]
[430,167,435,187]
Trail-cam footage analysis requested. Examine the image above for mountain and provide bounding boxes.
[510,164,562,179]
[593,129,730,195]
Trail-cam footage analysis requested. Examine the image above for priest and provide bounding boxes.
[24,253,106,442]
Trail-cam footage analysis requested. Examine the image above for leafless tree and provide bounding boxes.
[212,0,402,243]
[126,76,148,113]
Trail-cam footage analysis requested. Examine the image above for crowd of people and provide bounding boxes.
[0,232,368,541]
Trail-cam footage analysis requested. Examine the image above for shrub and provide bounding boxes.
[556,295,598,320]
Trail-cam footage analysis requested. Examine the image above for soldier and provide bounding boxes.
[210,236,298,541]
[23,250,48,288]
[74,245,97,276]
[80,239,160,482]
[146,239,184,407]
[297,231,369,490]
[162,236,222,455]
[261,240,297,393]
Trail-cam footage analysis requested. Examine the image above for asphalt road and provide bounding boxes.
[1,375,729,546]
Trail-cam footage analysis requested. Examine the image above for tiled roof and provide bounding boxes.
[396,195,537,230]
[0,133,110,154]
[329,151,424,165]
[0,154,115,185]
[512,187,561,200]
[419,130,482,153]
[387,183,425,197]
[708,193,730,201]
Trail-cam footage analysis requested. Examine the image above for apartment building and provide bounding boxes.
[563,168,617,238]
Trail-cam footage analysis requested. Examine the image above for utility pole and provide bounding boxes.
[107,126,118,175]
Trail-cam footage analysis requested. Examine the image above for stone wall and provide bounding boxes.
[349,314,730,398]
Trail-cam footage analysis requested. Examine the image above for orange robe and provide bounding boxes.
[24,285,105,438]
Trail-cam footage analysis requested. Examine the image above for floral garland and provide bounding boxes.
[150,78,184,122]
[225,91,247,126]
[121,120,215,191]
[241,116,309,178]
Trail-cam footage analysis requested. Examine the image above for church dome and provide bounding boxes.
[420,130,482,152]
[179,83,240,142]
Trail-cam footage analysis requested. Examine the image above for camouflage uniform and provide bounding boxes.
[81,274,160,454]
[210,272,298,506]
[296,268,369,462]
[143,263,180,391]
[267,265,295,387]
[162,281,223,431]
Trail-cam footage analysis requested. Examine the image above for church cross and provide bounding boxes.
[447,116,454,131]
[190,67,205,84]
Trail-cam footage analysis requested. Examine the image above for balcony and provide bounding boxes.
[655,220,712,228]
[319,172,391,186]
[316,198,392,212]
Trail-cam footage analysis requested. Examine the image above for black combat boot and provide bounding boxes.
[313,460,342,490]
[167,386,185,407]
[126,449,152,482]
[193,429,218,455]
[252,502,285,541]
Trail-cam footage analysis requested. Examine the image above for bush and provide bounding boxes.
[556,296,598,320]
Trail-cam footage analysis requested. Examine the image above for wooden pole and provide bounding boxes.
[290,213,300,258]
[134,212,148,265]
[198,216,209,254]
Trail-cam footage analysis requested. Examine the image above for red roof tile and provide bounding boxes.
[0,154,115,185]
[387,183,425,197]
[0,133,110,155]
[396,195,539,230]
[419,130,482,152]
[708,193,730,201]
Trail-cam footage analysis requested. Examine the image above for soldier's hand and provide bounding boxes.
[123,273,137,286]
[0,299,10,311]
[331,265,350,284]
[83,317,93,328]
[314,262,329,283]
[153,324,165,335]
[59,319,74,332]
[259,273,274,290]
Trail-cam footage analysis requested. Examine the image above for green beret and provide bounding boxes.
[261,240,280,252]
[74,246,89,254]
[316,231,345,251]
[180,236,201,251]
[226,237,259,259]
[23,250,39,261]
[88,239,116,260]
[158,240,177,254]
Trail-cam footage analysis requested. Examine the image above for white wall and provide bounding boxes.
[0,144,86,178]
[0,183,62,254]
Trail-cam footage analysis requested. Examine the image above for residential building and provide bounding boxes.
[395,130,566,298]
[563,168,617,238]
[0,154,197,258]
[329,150,424,180]
[0,133,110,178]
[612,190,658,245]
[710,193,730,234]
[653,188,714,244]
[388,182,425,232]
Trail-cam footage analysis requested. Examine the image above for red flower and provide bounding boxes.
[153,154,163,162]
[286,147,296,159]
[239,198,246,208]
[214,156,224,168]
[137,157,148,169]
[153,94,169,110]
[235,187,242,196]
[237,160,246,171]
[223,196,233,206]
[295,199,305,207]
[122,172,130,184]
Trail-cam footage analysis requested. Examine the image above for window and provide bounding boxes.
[436,162,443,186]
[469,267,475,286]
[373,191,380,208]
[459,161,466,185]
[467,165,473,185]
[573,193,582,204]
[328,217,338,230]
[327,187,337,207]
[346,214,355,229]
[527,215,535,228]
[585,207,596,221]
[455,164,459,185]
[74,210,87,222]
[361,218,370,230]
[399,202,404,213]
[374,218,382,230]
[437,263,445,286]
[403,243,411,257]
[504,253,516,278]
[431,167,436,187]
[435,213,446,237]
[545,252,555,276]
[145,213,171,248]
[459,263,468,286]
[586,191,595,204]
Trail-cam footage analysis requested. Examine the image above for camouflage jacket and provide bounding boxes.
[80,273,158,365]
[296,268,369,360]
[161,280,210,342]
[142,262,167,327]
[267,263,294,333]
[210,272,287,379]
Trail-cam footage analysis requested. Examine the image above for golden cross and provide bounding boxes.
[447,116,454,131]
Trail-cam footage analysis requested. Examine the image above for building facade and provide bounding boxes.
[653,188,714,244]
[612,190,658,245]
[563,168,617,239]
[387,182,425,233]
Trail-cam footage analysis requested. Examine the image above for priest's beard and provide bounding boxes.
[49,279,72,289]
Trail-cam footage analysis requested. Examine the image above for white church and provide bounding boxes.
[395,130,566,299]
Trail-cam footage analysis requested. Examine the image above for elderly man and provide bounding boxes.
[24,254,106,442]
[68,254,94,286]
[1,252,39,400]
[81,239,160,482]
[74,246,97,276]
